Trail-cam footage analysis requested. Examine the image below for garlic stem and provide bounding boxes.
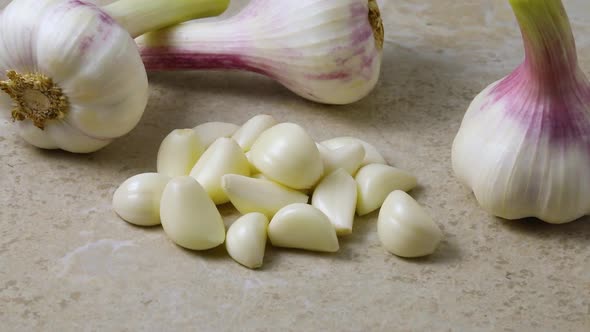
[103,0,229,38]
[509,0,578,83]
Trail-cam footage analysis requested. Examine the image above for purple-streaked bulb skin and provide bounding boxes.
[452,0,590,224]
[137,0,384,105]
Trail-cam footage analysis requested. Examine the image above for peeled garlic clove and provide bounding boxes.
[355,164,418,216]
[245,151,260,174]
[190,138,250,205]
[268,204,339,252]
[193,122,239,148]
[317,142,365,176]
[232,114,277,152]
[226,213,269,269]
[157,129,205,177]
[112,173,170,226]
[322,137,386,166]
[249,123,324,190]
[312,169,357,235]
[160,176,226,250]
[222,174,309,219]
[378,191,442,258]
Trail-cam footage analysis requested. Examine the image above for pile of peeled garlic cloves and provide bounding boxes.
[113,115,443,269]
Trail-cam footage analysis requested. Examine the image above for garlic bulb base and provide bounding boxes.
[0,71,68,129]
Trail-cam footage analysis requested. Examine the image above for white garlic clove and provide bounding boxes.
[322,137,386,166]
[160,176,226,250]
[232,114,277,152]
[312,169,357,235]
[378,191,442,258]
[190,137,250,205]
[249,123,324,190]
[268,203,339,252]
[157,129,205,177]
[245,151,260,174]
[222,174,309,219]
[226,213,269,269]
[112,173,171,226]
[317,142,365,176]
[193,122,239,148]
[355,164,418,216]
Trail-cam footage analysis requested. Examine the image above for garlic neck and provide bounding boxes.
[103,0,229,38]
[0,71,69,129]
[510,0,579,85]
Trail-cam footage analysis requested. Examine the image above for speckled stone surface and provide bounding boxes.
[1,1,590,331]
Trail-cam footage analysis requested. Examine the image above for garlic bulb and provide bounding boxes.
[249,123,324,190]
[193,121,239,148]
[268,204,339,253]
[452,0,590,224]
[0,0,228,153]
[312,169,357,235]
[322,137,386,166]
[226,213,269,269]
[190,137,250,204]
[160,176,226,250]
[222,174,309,219]
[157,129,204,177]
[137,0,384,105]
[112,173,170,226]
[378,191,442,258]
[232,114,277,152]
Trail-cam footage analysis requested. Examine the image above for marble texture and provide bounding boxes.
[1,0,590,331]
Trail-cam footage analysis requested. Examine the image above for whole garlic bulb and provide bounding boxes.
[0,0,228,153]
[452,0,590,224]
[138,0,384,105]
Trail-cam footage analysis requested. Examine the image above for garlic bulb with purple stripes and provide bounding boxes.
[452,0,590,223]
[137,0,384,105]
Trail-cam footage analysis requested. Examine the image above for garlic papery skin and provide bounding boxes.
[268,204,339,253]
[222,174,309,219]
[452,0,590,224]
[232,114,277,152]
[312,169,357,236]
[322,137,386,166]
[355,164,418,216]
[137,0,383,105]
[190,137,250,204]
[317,142,366,176]
[113,173,170,226]
[226,213,269,269]
[249,123,324,190]
[0,0,228,153]
[193,121,239,148]
[160,176,226,250]
[157,129,205,177]
[378,191,442,258]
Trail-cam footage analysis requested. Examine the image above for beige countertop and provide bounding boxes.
[1,0,589,331]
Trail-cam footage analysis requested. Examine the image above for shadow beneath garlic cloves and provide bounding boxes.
[497,216,590,244]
